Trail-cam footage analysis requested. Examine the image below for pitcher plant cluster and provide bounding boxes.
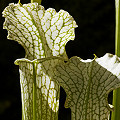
[2,0,120,120]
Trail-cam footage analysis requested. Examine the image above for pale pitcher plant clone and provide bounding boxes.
[2,0,120,120]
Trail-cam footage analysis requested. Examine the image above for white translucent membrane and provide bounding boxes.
[15,57,64,120]
[3,3,78,61]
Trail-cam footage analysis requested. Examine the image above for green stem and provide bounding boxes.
[111,0,120,120]
[115,0,120,57]
[33,62,36,120]
[31,0,42,5]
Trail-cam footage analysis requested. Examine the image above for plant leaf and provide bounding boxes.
[2,3,77,60]
[14,57,64,120]
[53,53,120,120]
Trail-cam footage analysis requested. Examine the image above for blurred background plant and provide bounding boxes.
[0,0,115,120]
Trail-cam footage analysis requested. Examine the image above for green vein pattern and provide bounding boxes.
[14,57,64,120]
[2,2,120,120]
[2,3,77,60]
[2,3,77,120]
[53,53,120,120]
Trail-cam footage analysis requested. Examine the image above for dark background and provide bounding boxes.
[0,0,115,120]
